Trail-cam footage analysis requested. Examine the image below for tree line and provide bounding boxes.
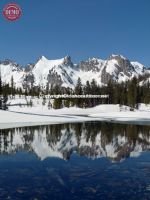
[0,74,149,109]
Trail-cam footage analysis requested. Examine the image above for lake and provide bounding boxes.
[0,122,150,200]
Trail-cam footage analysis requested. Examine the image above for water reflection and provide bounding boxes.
[0,122,149,162]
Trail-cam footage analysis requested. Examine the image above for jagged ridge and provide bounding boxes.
[0,54,149,89]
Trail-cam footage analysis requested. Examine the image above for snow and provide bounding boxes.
[89,57,104,63]
[89,111,150,122]
[0,97,150,129]
[138,103,150,111]
[75,69,101,85]
[0,63,25,88]
[111,54,127,60]
[32,56,65,86]
[105,59,119,76]
[131,61,144,74]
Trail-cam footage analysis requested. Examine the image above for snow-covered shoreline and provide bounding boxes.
[0,104,150,129]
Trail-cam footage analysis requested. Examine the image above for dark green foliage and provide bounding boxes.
[64,99,70,108]
[143,81,150,104]
[74,78,83,107]
[53,98,63,109]
[127,77,138,108]
[84,81,91,94]
[11,76,15,96]
[75,78,82,95]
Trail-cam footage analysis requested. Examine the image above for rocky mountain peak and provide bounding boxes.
[36,56,48,64]
[62,55,73,67]
[0,59,19,67]
[107,54,134,73]
[24,63,35,72]
[109,54,127,60]
[79,57,104,72]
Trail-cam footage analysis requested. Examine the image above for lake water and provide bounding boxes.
[0,122,150,200]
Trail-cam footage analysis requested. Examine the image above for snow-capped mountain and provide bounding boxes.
[0,54,149,89]
[0,59,26,88]
[0,123,149,162]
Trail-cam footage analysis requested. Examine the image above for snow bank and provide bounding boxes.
[0,97,150,129]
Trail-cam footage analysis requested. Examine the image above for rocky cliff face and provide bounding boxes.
[101,55,141,84]
[79,58,104,72]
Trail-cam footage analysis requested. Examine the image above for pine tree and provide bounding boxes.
[53,84,61,95]
[84,81,91,94]
[48,100,52,109]
[64,99,70,108]
[107,80,114,104]
[91,79,98,94]
[83,81,92,107]
[127,77,138,109]
[144,81,150,104]
[29,99,33,107]
[24,75,28,96]
[75,78,83,107]
[75,78,82,95]
[42,95,46,106]
[11,75,15,97]
[46,82,50,95]
[53,98,63,109]
[0,70,2,96]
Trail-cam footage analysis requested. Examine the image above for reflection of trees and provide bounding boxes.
[0,122,149,161]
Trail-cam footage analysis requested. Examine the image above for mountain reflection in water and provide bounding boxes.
[0,122,149,162]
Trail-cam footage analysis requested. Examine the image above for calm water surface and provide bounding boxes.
[0,122,150,200]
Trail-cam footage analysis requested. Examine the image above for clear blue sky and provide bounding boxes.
[0,0,150,66]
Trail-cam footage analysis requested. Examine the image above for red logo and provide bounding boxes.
[3,3,22,21]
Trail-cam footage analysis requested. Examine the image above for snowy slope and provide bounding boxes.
[0,60,25,88]
[32,56,64,86]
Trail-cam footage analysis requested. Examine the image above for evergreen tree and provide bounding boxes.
[75,78,83,107]
[53,84,62,95]
[24,75,28,96]
[42,95,46,106]
[83,81,92,107]
[11,75,14,96]
[46,82,50,95]
[127,77,138,109]
[107,80,114,104]
[64,99,70,108]
[53,98,63,109]
[84,81,91,94]
[48,100,52,109]
[0,70,2,96]
[75,78,82,95]
[143,81,150,104]
[91,79,98,94]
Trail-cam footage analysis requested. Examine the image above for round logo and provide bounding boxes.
[3,3,22,21]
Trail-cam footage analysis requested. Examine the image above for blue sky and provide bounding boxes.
[0,0,150,66]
